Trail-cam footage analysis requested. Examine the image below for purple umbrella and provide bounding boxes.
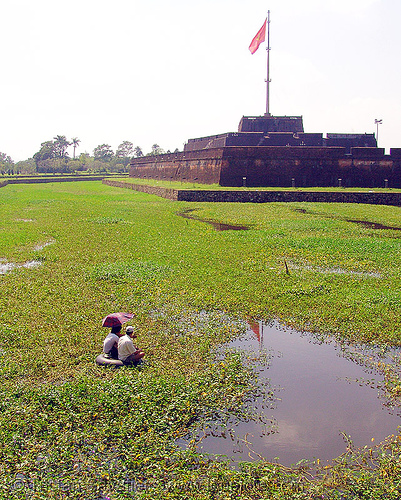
[102,312,134,328]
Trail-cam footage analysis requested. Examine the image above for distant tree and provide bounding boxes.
[53,135,71,158]
[174,148,180,153]
[64,152,92,172]
[33,141,55,164]
[71,137,81,159]
[150,144,164,156]
[93,144,114,162]
[15,158,36,174]
[33,138,70,173]
[116,141,134,158]
[78,152,91,170]
[0,152,14,171]
[108,162,126,173]
[91,160,108,173]
[134,146,143,157]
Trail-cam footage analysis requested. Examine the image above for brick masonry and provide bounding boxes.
[129,149,223,185]
[102,180,401,206]
[130,146,401,188]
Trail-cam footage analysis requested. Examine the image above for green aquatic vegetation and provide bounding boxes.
[1,181,401,497]
[148,306,246,342]
[0,355,266,498]
[91,216,125,224]
[91,261,173,283]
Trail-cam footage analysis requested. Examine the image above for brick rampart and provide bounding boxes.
[103,180,401,207]
[219,146,346,187]
[130,146,401,188]
[130,150,224,185]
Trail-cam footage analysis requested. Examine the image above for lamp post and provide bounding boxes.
[374,119,382,146]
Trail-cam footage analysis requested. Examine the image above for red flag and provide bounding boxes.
[249,19,266,54]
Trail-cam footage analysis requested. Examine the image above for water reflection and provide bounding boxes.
[293,208,401,232]
[288,262,382,278]
[177,209,250,231]
[193,321,401,466]
[0,260,42,275]
[34,240,55,251]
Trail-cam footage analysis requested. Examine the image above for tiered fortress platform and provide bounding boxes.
[130,116,401,188]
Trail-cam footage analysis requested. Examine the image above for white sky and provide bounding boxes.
[1,0,400,161]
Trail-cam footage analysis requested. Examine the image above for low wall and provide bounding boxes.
[176,190,401,206]
[103,180,401,207]
[102,179,179,200]
[5,175,108,184]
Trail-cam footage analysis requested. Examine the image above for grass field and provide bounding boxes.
[1,180,401,499]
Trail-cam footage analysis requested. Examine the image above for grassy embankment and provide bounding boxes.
[1,180,401,499]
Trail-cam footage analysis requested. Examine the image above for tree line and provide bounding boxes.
[0,136,178,175]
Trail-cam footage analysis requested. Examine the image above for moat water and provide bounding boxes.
[191,321,401,466]
[177,209,250,231]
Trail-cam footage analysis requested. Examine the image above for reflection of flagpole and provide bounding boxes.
[249,320,264,350]
[249,320,260,342]
[266,10,271,116]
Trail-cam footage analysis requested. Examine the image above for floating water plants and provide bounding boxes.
[1,181,401,498]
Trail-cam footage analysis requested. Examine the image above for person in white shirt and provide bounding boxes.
[103,326,123,359]
[118,326,145,365]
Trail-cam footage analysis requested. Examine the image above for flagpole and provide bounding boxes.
[265,10,271,116]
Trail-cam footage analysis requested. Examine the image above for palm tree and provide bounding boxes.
[53,135,71,159]
[71,137,81,159]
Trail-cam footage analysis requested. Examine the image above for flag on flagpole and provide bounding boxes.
[249,19,267,54]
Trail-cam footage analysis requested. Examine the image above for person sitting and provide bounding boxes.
[103,325,123,359]
[118,326,145,365]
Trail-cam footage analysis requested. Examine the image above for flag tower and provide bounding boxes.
[249,11,271,116]
[265,10,271,116]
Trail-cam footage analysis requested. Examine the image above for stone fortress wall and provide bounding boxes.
[129,115,401,188]
[129,146,401,188]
